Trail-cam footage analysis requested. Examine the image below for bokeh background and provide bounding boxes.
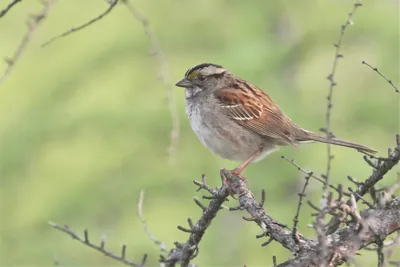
[0,0,399,266]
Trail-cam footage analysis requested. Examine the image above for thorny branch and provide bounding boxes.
[173,161,399,267]
[323,1,362,200]
[49,222,147,267]
[0,0,22,18]
[49,135,398,266]
[361,60,399,93]
[49,146,399,266]
[320,2,362,263]
[281,155,351,197]
[163,175,229,267]
[220,169,311,253]
[162,170,310,267]
[326,135,400,234]
[278,197,400,267]
[0,0,55,87]
[291,172,312,248]
[41,0,119,47]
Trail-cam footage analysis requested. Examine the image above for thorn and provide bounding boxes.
[177,225,194,233]
[273,255,277,267]
[262,237,273,246]
[229,205,244,211]
[193,196,206,211]
[259,189,266,207]
[121,244,126,259]
[84,229,89,243]
[308,201,321,212]
[4,57,14,65]
[256,232,267,239]
[140,254,148,266]
[242,216,257,222]
[100,234,106,249]
[187,218,194,229]
[174,241,184,249]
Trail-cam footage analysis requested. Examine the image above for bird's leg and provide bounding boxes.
[231,149,262,178]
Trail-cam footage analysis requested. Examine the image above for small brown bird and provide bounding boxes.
[176,63,377,176]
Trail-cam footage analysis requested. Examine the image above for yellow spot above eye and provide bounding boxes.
[187,71,199,79]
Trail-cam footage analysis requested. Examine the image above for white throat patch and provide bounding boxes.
[185,87,202,99]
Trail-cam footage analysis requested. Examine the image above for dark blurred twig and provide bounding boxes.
[41,0,119,47]
[0,0,54,87]
[137,190,168,253]
[362,60,399,93]
[0,0,22,18]
[49,222,147,267]
[123,0,180,164]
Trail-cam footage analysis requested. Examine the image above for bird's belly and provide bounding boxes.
[186,102,278,162]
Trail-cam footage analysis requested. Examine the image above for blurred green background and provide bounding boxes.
[0,0,399,266]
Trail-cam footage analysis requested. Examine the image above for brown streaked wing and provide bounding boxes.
[214,85,297,145]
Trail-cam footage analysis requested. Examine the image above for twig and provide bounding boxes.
[323,0,362,201]
[348,187,375,209]
[278,197,400,267]
[281,156,350,197]
[291,172,312,247]
[0,0,22,18]
[48,222,147,267]
[0,0,54,87]
[353,136,399,200]
[137,190,168,253]
[123,0,180,163]
[349,193,363,228]
[317,8,365,259]
[273,255,277,267]
[193,174,217,195]
[41,0,119,47]
[359,150,392,162]
[259,189,266,208]
[362,61,399,93]
[193,196,206,211]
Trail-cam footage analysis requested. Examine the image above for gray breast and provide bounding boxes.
[185,96,274,162]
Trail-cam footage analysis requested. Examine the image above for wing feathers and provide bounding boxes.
[214,86,298,145]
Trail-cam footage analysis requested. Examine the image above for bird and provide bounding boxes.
[175,63,377,176]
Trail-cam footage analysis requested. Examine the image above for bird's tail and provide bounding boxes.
[296,129,377,153]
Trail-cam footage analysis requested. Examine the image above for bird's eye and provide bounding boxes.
[198,75,206,81]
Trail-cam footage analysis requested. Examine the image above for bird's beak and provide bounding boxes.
[175,78,192,88]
